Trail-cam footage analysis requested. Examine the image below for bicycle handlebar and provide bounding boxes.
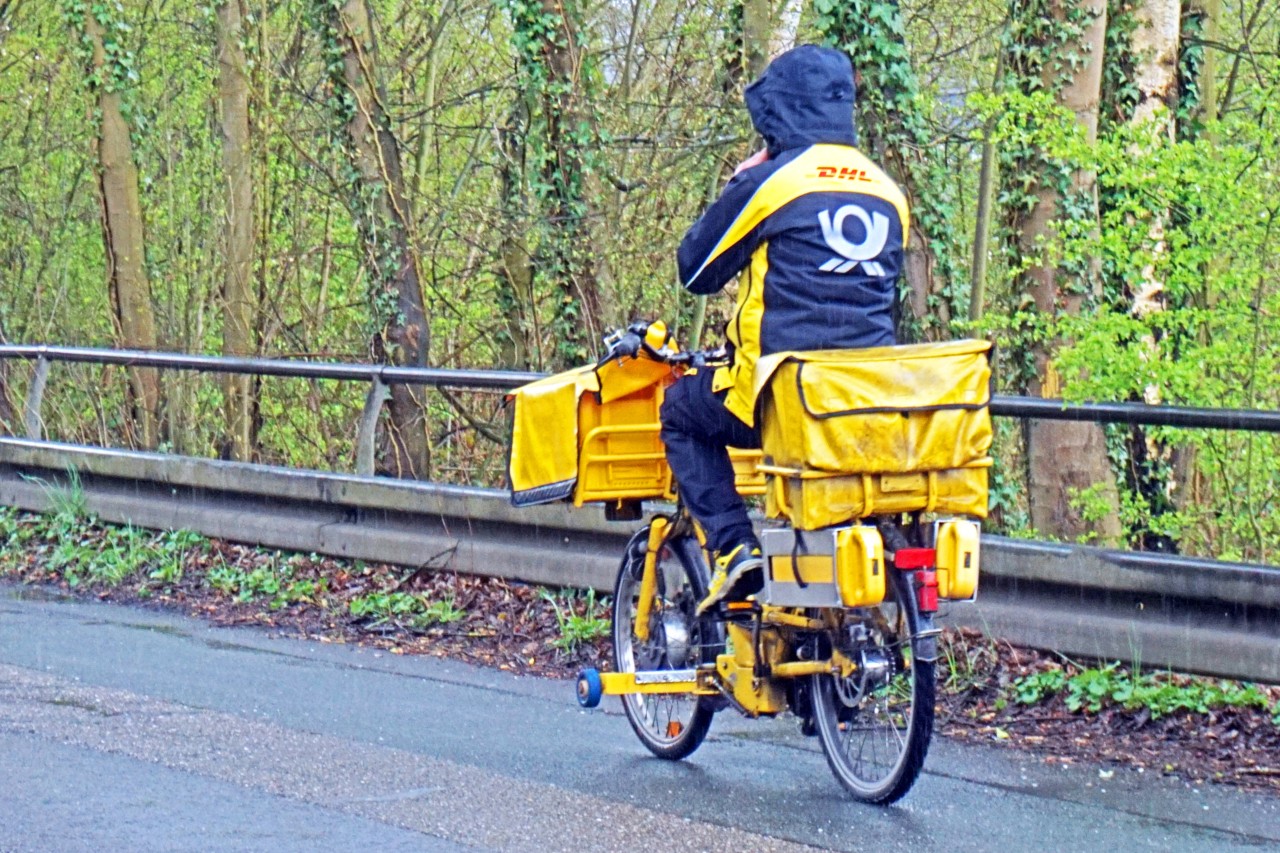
[598,321,726,370]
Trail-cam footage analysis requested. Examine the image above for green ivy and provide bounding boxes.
[502,0,604,368]
[1015,662,1279,723]
[1175,9,1206,138]
[1099,0,1139,134]
[62,0,146,149]
[987,0,1108,390]
[307,0,412,358]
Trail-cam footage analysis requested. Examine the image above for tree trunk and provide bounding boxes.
[0,324,13,436]
[970,56,1004,323]
[1013,0,1124,544]
[1130,0,1180,320]
[328,0,431,478]
[216,0,256,461]
[1185,0,1219,128]
[81,8,159,449]
[1123,0,1183,550]
[741,0,774,76]
[774,0,805,55]
[534,0,605,368]
[1169,0,1217,517]
[497,101,536,370]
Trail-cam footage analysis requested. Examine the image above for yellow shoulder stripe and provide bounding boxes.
[692,146,910,280]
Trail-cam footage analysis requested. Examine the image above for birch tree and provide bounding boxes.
[1128,0,1181,322]
[1123,0,1183,548]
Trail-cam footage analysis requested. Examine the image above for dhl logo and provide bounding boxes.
[815,166,873,182]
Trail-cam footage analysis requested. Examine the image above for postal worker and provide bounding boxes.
[659,44,909,613]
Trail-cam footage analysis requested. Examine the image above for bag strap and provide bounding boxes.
[789,530,810,589]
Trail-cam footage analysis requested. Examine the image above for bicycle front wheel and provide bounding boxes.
[612,524,717,760]
[811,567,935,804]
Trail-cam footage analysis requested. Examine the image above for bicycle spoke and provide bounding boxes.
[613,525,714,760]
[812,568,935,803]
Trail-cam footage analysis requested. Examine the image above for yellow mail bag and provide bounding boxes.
[755,339,993,527]
[509,355,764,507]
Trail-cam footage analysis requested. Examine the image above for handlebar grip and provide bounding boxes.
[598,331,642,366]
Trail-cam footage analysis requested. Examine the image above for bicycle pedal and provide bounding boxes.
[717,599,761,621]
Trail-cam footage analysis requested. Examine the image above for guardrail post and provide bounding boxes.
[355,376,390,476]
[23,356,50,440]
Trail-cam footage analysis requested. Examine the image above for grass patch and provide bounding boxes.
[348,590,466,628]
[539,588,610,653]
[1013,662,1280,724]
[205,552,330,609]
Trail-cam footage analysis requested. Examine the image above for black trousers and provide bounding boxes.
[659,368,761,555]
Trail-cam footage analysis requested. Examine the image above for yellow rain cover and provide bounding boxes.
[508,365,599,506]
[508,356,677,506]
[755,339,993,474]
[754,340,992,527]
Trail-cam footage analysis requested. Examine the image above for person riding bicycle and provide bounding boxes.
[660,44,909,614]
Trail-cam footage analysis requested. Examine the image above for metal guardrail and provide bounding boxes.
[1,437,1278,683]
[4,344,1280,437]
[989,396,1280,432]
[0,345,544,476]
[2,345,1280,682]
[0,344,544,388]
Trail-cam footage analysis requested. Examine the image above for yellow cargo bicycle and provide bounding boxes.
[509,322,992,804]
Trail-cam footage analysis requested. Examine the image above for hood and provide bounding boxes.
[744,45,857,157]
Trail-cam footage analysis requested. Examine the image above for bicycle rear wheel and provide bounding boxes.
[612,524,717,760]
[811,567,935,804]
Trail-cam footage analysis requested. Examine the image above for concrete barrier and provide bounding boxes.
[3,437,1278,683]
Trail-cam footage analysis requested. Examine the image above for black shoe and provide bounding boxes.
[697,541,763,615]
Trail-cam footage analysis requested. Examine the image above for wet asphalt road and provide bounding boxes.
[1,584,1277,853]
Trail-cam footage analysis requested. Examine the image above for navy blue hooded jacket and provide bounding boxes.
[676,45,908,426]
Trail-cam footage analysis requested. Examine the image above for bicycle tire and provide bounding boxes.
[810,564,935,803]
[611,524,718,760]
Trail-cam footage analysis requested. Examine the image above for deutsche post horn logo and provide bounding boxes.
[818,204,889,276]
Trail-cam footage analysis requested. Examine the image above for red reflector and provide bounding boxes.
[894,548,936,570]
[916,569,939,612]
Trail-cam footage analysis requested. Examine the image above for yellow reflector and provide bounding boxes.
[835,526,886,607]
[935,519,981,599]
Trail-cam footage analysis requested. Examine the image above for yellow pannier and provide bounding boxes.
[754,340,993,528]
[764,463,991,528]
[509,356,764,508]
[575,360,676,505]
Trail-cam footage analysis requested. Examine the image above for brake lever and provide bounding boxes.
[597,331,642,367]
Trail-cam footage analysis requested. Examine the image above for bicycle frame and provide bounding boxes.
[585,505,939,716]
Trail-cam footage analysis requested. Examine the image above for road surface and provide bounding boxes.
[1,584,1277,852]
